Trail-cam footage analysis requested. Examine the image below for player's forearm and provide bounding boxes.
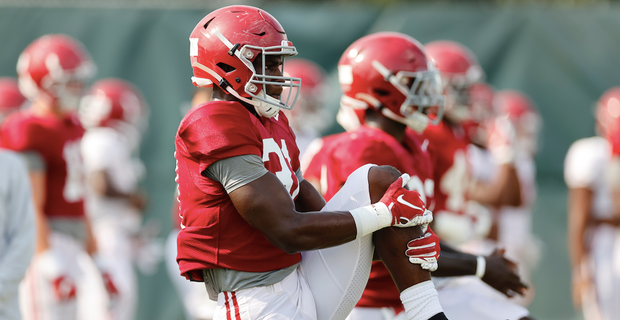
[431,251,477,277]
[34,209,51,253]
[567,188,591,267]
[265,210,358,254]
[467,164,521,207]
[89,170,134,199]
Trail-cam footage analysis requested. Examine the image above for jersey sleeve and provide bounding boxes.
[204,154,268,194]
[0,118,42,152]
[564,138,607,189]
[178,103,262,173]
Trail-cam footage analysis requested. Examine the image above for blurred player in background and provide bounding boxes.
[79,78,149,320]
[281,58,331,157]
[565,87,620,320]
[318,31,442,320]
[0,34,108,320]
[166,85,218,320]
[422,40,483,245]
[0,79,35,320]
[0,149,35,320]
[418,40,533,320]
[304,33,529,320]
[177,5,446,320]
[0,78,27,124]
[489,90,541,306]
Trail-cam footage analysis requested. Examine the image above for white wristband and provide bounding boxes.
[400,280,443,320]
[349,203,392,238]
[475,256,486,279]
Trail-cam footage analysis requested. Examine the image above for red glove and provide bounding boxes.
[405,226,440,271]
[375,174,433,228]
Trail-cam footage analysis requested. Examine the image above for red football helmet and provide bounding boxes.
[425,40,483,123]
[0,77,27,122]
[281,58,330,132]
[493,90,541,155]
[189,5,301,118]
[596,87,620,155]
[79,78,148,131]
[16,34,95,110]
[462,82,495,146]
[338,32,444,133]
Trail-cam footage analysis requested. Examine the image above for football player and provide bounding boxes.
[0,34,108,320]
[176,5,446,320]
[79,78,149,320]
[565,87,620,319]
[490,90,541,306]
[419,41,534,320]
[302,33,528,320]
[421,40,483,245]
[0,77,34,320]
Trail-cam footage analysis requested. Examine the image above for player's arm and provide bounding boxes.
[567,187,593,307]
[225,160,429,254]
[21,152,51,254]
[88,170,146,210]
[467,163,521,207]
[468,117,522,207]
[230,171,357,253]
[432,241,527,297]
[567,187,591,271]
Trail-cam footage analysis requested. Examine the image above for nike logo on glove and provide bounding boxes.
[397,194,424,211]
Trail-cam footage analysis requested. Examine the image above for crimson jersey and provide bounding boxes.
[175,101,302,281]
[310,125,434,311]
[0,110,85,218]
[302,133,340,196]
[418,121,470,216]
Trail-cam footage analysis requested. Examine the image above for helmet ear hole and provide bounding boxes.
[217,62,236,73]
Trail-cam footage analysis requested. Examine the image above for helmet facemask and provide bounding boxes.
[371,60,445,133]
[441,65,483,123]
[192,29,301,118]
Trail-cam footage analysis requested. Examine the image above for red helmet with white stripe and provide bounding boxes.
[189,5,301,118]
[17,34,95,110]
[0,77,27,122]
[338,32,444,133]
[596,87,620,155]
[79,78,148,131]
[425,40,483,123]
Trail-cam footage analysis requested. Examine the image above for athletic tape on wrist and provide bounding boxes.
[349,203,391,238]
[400,280,443,320]
[475,256,486,279]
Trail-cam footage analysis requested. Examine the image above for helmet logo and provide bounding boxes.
[190,38,199,57]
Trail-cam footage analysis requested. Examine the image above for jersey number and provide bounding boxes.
[262,138,299,199]
[440,150,468,212]
[62,140,85,202]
